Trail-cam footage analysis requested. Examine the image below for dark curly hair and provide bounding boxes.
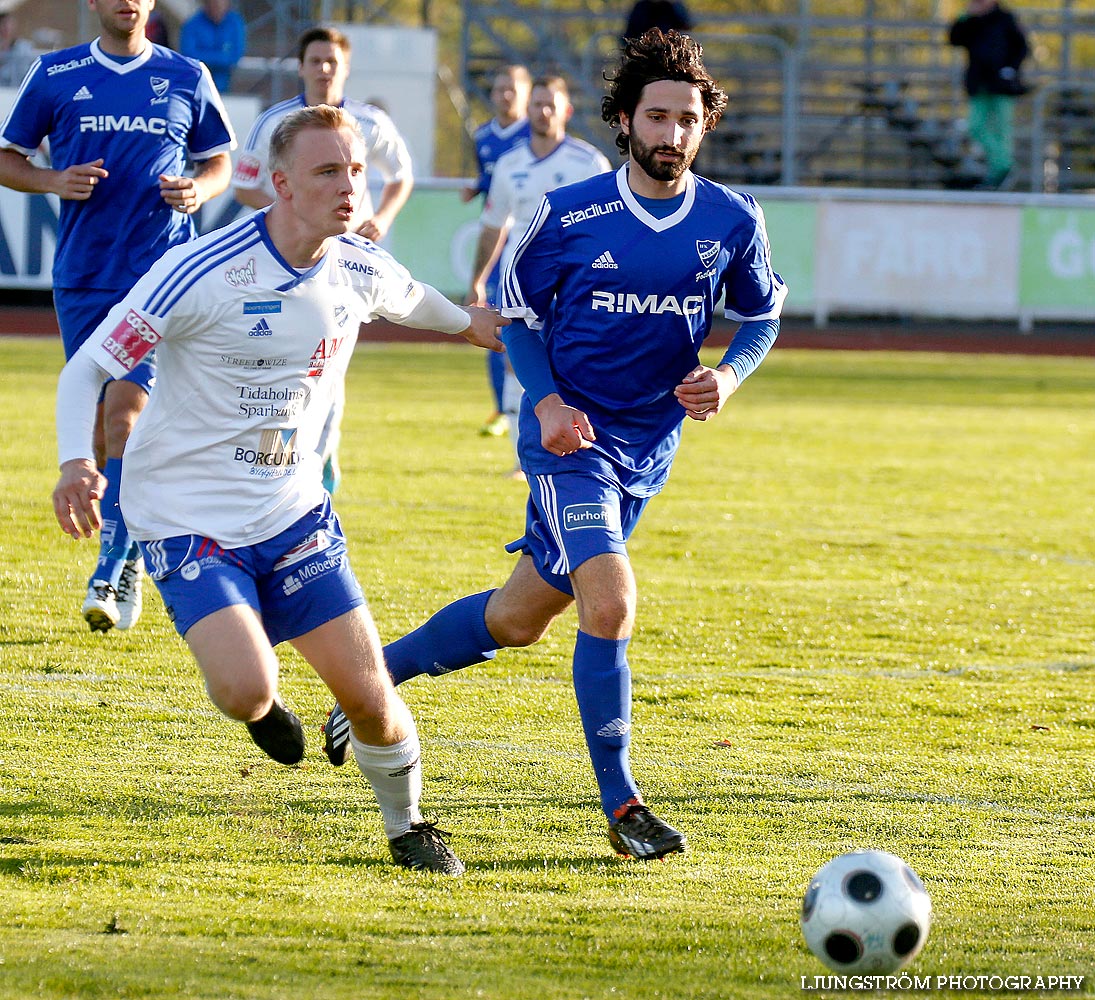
[601,29,728,156]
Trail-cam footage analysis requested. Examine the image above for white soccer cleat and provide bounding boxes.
[82,581,120,633]
[115,556,144,631]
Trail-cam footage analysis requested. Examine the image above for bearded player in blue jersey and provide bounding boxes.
[0,0,234,634]
[325,28,786,860]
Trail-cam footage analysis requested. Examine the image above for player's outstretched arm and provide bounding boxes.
[460,305,508,352]
[0,149,108,200]
[395,283,507,352]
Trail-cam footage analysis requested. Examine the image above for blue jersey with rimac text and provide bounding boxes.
[0,39,235,292]
[501,164,786,496]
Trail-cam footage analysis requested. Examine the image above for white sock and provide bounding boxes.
[349,728,423,840]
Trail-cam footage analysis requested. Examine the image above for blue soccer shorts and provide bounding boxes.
[139,497,365,646]
[505,470,650,596]
[54,286,156,393]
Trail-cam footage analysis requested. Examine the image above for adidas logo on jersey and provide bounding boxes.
[247,318,273,338]
[72,86,93,101]
[592,250,618,269]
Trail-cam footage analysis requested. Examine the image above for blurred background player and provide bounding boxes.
[0,0,234,633]
[325,29,786,861]
[467,74,610,476]
[0,10,36,87]
[51,105,507,875]
[232,25,414,495]
[461,64,531,439]
[179,0,246,94]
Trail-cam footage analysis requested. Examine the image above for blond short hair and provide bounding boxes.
[268,104,363,175]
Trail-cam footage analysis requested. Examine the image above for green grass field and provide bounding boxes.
[1,335,1092,1000]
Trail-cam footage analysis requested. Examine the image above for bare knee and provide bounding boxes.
[485,591,566,648]
[489,611,553,648]
[205,673,276,722]
[577,593,634,639]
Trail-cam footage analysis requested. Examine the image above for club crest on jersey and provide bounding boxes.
[696,240,721,268]
[224,258,257,287]
[151,77,169,98]
[308,336,347,376]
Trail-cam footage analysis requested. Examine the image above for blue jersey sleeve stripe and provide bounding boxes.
[142,219,260,313]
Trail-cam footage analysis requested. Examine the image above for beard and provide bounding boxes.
[629,131,698,182]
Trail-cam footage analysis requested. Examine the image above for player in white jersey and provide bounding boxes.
[232,26,415,494]
[232,26,412,239]
[463,63,531,438]
[468,75,610,473]
[52,106,508,875]
[0,0,235,634]
[323,30,785,862]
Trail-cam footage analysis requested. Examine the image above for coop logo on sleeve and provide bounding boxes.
[100,310,161,371]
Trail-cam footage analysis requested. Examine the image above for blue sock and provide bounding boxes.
[90,457,133,590]
[488,351,505,411]
[383,590,498,685]
[572,630,639,820]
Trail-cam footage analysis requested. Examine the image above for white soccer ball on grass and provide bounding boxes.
[800,848,932,974]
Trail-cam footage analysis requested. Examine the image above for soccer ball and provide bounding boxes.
[800,849,932,974]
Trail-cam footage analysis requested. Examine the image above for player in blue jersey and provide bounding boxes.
[461,64,531,438]
[0,0,235,635]
[323,29,787,861]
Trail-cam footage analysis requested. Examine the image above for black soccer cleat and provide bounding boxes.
[245,700,305,765]
[389,821,466,875]
[322,703,351,766]
[608,802,686,860]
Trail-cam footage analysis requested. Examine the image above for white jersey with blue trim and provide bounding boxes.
[481,136,611,278]
[501,164,787,496]
[0,39,235,292]
[231,94,413,214]
[81,210,427,547]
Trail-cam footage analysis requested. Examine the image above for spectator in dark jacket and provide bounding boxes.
[949,0,1030,188]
